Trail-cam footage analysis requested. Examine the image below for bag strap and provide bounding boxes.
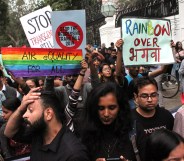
[129,120,141,161]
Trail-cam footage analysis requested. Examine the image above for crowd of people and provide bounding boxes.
[0,39,183,161]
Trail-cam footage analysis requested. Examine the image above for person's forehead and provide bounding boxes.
[28,99,42,108]
[39,79,44,82]
[26,79,35,84]
[103,64,110,68]
[138,84,157,93]
[2,106,10,111]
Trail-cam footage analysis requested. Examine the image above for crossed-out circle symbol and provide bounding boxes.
[56,21,83,49]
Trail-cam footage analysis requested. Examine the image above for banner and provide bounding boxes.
[122,18,175,66]
[51,10,86,55]
[20,6,53,48]
[1,48,82,77]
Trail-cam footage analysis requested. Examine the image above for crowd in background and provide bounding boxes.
[0,39,183,161]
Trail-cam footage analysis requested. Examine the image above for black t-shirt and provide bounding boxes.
[132,106,174,136]
[13,126,89,161]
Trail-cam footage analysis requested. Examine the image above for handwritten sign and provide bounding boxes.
[122,18,175,65]
[20,6,53,48]
[1,48,82,77]
[51,10,86,55]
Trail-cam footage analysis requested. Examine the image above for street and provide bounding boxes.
[164,91,182,111]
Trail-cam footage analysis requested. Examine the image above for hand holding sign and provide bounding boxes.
[80,60,88,75]
[170,40,175,48]
[115,39,124,52]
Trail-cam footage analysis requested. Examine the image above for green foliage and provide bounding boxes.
[39,0,82,10]
[0,0,40,47]
[0,0,8,35]
[0,0,83,47]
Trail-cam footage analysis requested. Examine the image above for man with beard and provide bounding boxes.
[132,76,174,136]
[4,87,89,161]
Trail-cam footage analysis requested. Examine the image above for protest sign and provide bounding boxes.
[121,18,175,66]
[20,6,53,48]
[51,10,86,55]
[1,48,82,77]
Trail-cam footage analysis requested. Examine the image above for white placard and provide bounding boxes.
[20,6,53,48]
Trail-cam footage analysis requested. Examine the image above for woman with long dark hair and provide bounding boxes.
[145,129,184,161]
[82,82,145,161]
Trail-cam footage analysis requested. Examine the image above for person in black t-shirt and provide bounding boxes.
[132,77,174,136]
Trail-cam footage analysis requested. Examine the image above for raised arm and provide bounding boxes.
[148,65,168,78]
[74,60,88,90]
[8,72,30,95]
[4,87,41,138]
[115,39,125,86]
[86,51,101,89]
[65,60,88,131]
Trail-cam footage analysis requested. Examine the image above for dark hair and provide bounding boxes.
[40,91,66,124]
[6,77,14,87]
[2,98,21,112]
[175,41,183,52]
[82,82,131,157]
[111,49,116,52]
[0,70,4,77]
[26,77,39,87]
[145,129,184,161]
[99,63,115,82]
[92,55,101,62]
[133,76,158,94]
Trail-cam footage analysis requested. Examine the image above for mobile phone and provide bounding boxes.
[106,158,121,161]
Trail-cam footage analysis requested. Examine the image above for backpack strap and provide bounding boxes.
[129,120,141,161]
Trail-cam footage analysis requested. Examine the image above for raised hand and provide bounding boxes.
[115,39,124,52]
[19,87,41,114]
[79,60,88,76]
[8,71,26,86]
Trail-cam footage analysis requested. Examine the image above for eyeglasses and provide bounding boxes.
[103,67,111,71]
[138,92,159,100]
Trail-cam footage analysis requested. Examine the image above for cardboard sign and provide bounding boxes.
[20,6,53,48]
[1,47,82,77]
[51,10,86,55]
[122,18,175,65]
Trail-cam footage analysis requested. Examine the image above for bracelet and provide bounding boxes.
[79,72,85,76]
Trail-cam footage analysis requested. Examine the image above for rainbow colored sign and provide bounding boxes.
[1,47,82,77]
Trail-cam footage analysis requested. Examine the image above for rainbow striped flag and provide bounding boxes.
[1,47,83,77]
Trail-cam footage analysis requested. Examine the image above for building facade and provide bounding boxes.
[100,0,183,46]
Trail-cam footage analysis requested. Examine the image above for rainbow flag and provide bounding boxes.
[1,47,83,77]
